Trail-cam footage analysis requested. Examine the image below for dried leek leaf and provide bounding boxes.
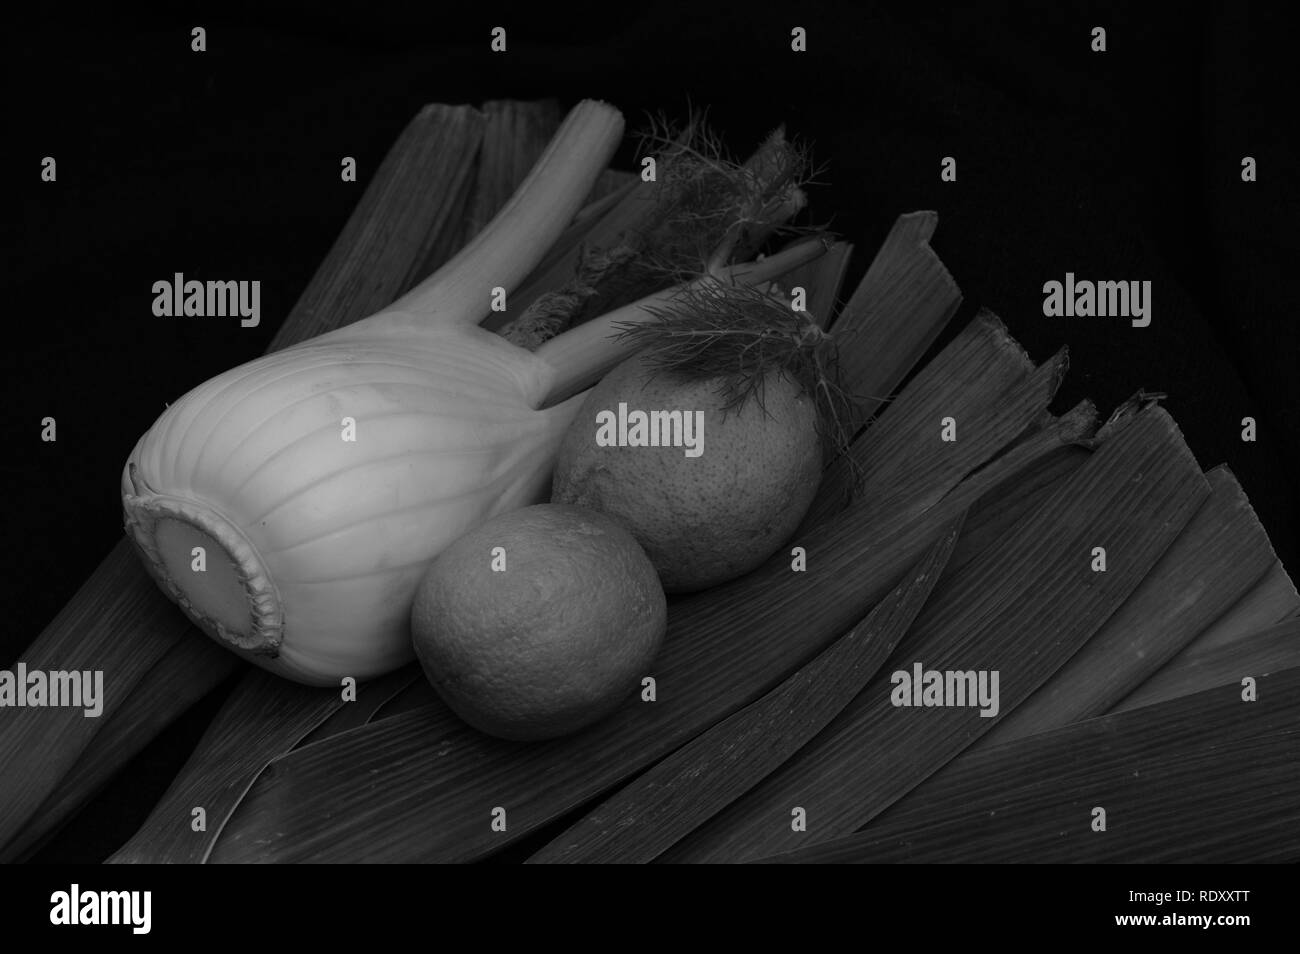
[1180,560,1299,652]
[758,669,1300,864]
[827,210,960,421]
[944,439,1092,579]
[528,518,962,864]
[978,464,1278,745]
[462,100,563,241]
[843,314,1060,529]
[365,679,439,721]
[293,664,422,750]
[208,308,1069,863]
[874,463,1285,833]
[661,404,1209,863]
[578,170,639,220]
[271,104,489,350]
[108,673,344,863]
[805,310,1039,528]
[779,240,854,329]
[2,630,239,862]
[0,551,199,854]
[1112,617,1300,712]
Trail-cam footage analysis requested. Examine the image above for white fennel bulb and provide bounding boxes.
[122,320,588,684]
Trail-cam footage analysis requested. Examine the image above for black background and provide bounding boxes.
[2,3,1297,863]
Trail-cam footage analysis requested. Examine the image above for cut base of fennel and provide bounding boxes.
[123,471,282,657]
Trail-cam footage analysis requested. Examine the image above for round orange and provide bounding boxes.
[410,504,666,740]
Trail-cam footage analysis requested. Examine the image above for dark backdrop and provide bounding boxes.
[3,3,1297,862]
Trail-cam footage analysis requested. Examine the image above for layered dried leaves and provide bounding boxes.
[528,519,964,863]
[661,405,1209,862]
[758,669,1300,864]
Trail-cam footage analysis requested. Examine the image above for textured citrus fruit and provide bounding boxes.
[552,351,823,592]
[410,504,666,741]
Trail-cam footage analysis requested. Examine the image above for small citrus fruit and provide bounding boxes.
[410,503,666,741]
[552,352,822,592]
